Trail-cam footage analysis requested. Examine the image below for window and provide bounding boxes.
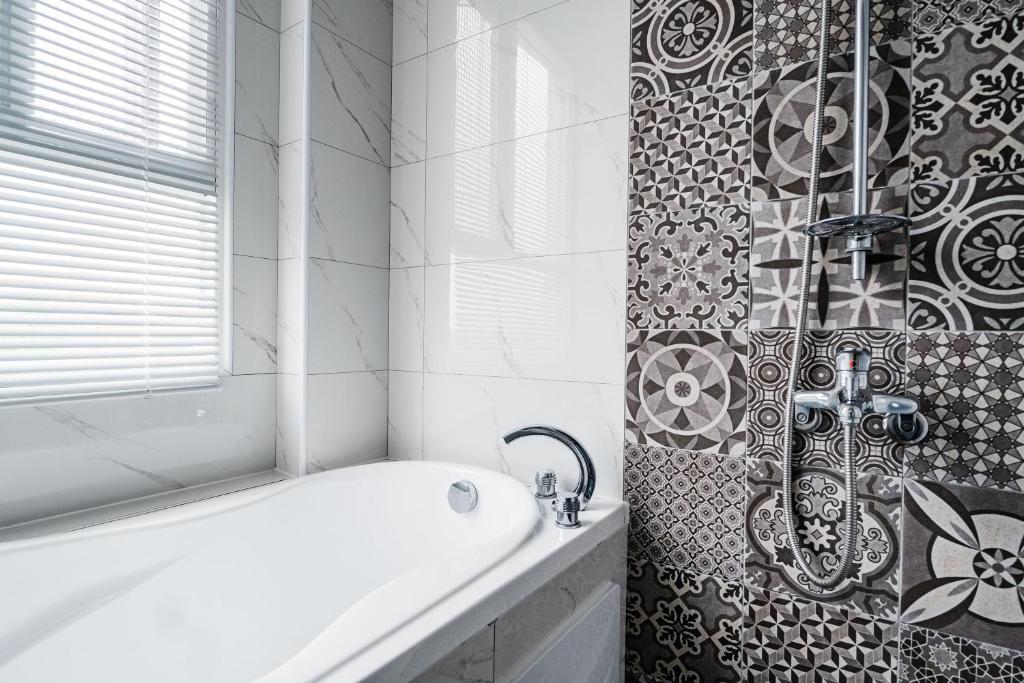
[0,0,227,404]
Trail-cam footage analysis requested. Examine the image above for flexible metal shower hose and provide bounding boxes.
[778,0,861,590]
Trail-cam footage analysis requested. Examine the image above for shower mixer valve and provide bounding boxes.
[793,347,928,444]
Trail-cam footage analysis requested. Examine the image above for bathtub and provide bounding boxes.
[0,461,592,682]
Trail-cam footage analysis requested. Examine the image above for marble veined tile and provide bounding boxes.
[235,14,280,145]
[388,370,423,461]
[307,259,389,374]
[232,255,278,375]
[312,0,393,64]
[423,251,626,384]
[427,0,569,52]
[426,0,628,158]
[393,0,428,64]
[425,116,627,265]
[233,134,279,260]
[390,161,426,268]
[389,267,424,372]
[238,0,280,31]
[306,371,388,471]
[391,56,427,166]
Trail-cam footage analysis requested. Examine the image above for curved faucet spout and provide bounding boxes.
[502,425,595,509]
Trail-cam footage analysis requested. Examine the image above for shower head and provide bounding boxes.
[803,213,910,238]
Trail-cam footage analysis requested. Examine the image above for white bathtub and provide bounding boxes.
[0,461,547,682]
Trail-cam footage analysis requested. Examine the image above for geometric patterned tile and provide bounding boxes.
[626,330,748,456]
[901,479,1024,651]
[626,557,743,683]
[745,458,903,621]
[747,329,906,476]
[744,586,899,682]
[905,332,1024,491]
[625,443,745,580]
[911,15,1024,183]
[630,78,751,216]
[632,0,753,101]
[628,204,750,330]
[908,175,1024,331]
[754,0,910,71]
[752,42,911,202]
[900,624,1024,683]
[915,0,1021,35]
[749,186,908,330]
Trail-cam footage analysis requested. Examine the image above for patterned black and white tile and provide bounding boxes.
[626,330,748,456]
[908,175,1024,331]
[752,41,911,202]
[901,624,1024,683]
[628,204,750,330]
[905,332,1024,491]
[749,186,908,329]
[912,14,1024,183]
[747,329,906,475]
[631,0,753,101]
[915,0,1021,35]
[744,586,899,682]
[625,443,745,580]
[630,78,751,216]
[745,458,903,620]
[754,0,910,71]
[626,557,743,683]
[901,478,1024,651]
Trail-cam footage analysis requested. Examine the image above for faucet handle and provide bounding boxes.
[552,491,581,529]
[872,394,918,415]
[836,346,871,373]
[534,468,557,499]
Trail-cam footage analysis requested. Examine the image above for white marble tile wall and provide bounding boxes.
[312,0,394,64]
[393,0,428,64]
[308,259,389,374]
[387,0,629,500]
[0,5,284,524]
[307,371,389,471]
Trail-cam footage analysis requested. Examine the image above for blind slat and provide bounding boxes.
[0,0,224,404]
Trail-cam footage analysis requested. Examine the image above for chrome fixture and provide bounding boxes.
[534,468,557,499]
[794,347,927,441]
[447,480,478,513]
[503,425,596,511]
[552,491,581,529]
[777,0,920,590]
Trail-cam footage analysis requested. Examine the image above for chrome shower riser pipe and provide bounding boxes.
[780,0,861,590]
[847,0,872,280]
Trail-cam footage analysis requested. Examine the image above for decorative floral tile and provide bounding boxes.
[754,0,910,71]
[901,479,1024,651]
[747,329,906,475]
[630,78,751,216]
[749,186,908,330]
[751,41,911,202]
[901,625,1024,683]
[905,332,1024,492]
[908,175,1024,331]
[626,557,743,683]
[628,204,750,330]
[626,330,748,456]
[915,0,1021,34]
[631,0,753,101]
[624,443,745,580]
[745,458,902,621]
[912,15,1024,183]
[744,586,899,682]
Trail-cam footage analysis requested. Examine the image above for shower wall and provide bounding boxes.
[623,0,1024,681]
[386,0,631,499]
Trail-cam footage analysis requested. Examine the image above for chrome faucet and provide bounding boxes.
[794,346,927,442]
[502,425,596,516]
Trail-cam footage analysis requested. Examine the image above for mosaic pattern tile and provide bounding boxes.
[901,624,1024,683]
[627,204,750,330]
[908,175,1024,332]
[754,0,910,71]
[745,458,902,620]
[744,586,899,682]
[630,78,751,216]
[902,479,1024,651]
[751,41,911,202]
[747,329,906,475]
[626,330,747,456]
[626,557,743,683]
[915,0,1021,34]
[912,15,1024,183]
[631,0,753,101]
[624,443,745,580]
[749,186,908,330]
[905,332,1024,491]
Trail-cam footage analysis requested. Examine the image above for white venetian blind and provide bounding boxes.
[0,0,224,404]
